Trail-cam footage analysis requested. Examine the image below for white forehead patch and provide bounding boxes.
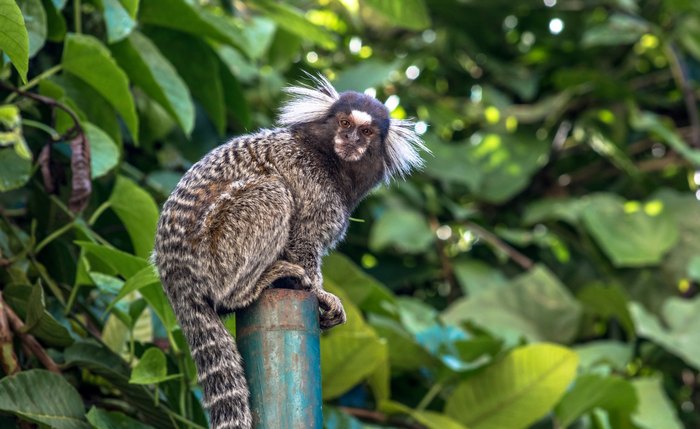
[350,110,372,125]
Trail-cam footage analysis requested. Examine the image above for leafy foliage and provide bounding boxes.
[1,0,700,428]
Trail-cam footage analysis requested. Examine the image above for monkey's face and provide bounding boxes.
[330,93,390,162]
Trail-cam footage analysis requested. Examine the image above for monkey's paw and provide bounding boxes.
[314,290,346,330]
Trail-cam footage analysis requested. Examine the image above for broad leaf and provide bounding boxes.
[130,347,180,384]
[0,146,31,191]
[443,265,582,343]
[630,297,700,370]
[333,60,400,92]
[321,331,386,400]
[363,0,431,30]
[0,0,29,82]
[84,122,120,178]
[139,0,245,51]
[555,374,637,427]
[108,176,159,258]
[382,400,466,429]
[75,241,149,277]
[445,343,579,429]
[62,34,139,140]
[0,370,90,429]
[251,0,336,49]
[65,342,175,428]
[578,284,635,338]
[18,0,47,57]
[631,377,683,429]
[87,407,155,429]
[145,27,226,135]
[111,31,194,134]
[101,0,135,43]
[574,340,633,372]
[369,208,434,254]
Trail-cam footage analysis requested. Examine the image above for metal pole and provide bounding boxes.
[237,288,322,429]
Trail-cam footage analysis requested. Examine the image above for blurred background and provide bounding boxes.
[1,0,699,428]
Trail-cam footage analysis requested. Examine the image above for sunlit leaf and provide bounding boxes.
[108,176,159,259]
[0,0,29,82]
[445,343,579,429]
[130,347,180,384]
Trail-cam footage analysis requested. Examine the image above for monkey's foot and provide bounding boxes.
[313,289,346,330]
[261,261,313,290]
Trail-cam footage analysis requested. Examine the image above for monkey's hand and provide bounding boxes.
[313,289,346,330]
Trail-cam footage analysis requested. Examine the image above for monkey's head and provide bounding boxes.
[277,74,428,182]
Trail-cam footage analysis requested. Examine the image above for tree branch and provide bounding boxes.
[337,407,426,429]
[464,221,534,270]
[0,293,20,376]
[1,294,61,374]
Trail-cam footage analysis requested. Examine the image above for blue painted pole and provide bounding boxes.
[237,288,323,429]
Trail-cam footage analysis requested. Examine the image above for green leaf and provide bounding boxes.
[443,265,582,343]
[654,189,700,285]
[0,0,29,82]
[582,14,648,47]
[101,0,135,43]
[64,342,174,428]
[369,315,435,371]
[62,33,138,141]
[333,60,399,92]
[84,122,119,178]
[574,340,633,372]
[108,176,159,258]
[630,110,700,165]
[630,297,700,370]
[555,374,638,427]
[424,139,482,191]
[86,407,155,429]
[322,252,398,317]
[130,347,180,384]
[453,259,509,296]
[523,197,586,226]
[18,0,46,57]
[75,241,149,277]
[369,208,434,254]
[251,0,336,49]
[0,146,31,191]
[40,74,122,143]
[445,343,579,429]
[145,27,225,135]
[139,0,246,51]
[382,400,467,429]
[41,0,66,42]
[631,377,683,429]
[578,284,635,338]
[469,133,550,204]
[362,0,431,30]
[20,283,74,346]
[321,331,386,400]
[581,194,679,267]
[108,264,159,311]
[0,370,90,429]
[111,31,194,134]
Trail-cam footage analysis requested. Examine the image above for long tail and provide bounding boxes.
[167,279,252,429]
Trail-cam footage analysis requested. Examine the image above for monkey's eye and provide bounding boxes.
[361,128,373,136]
[339,119,352,128]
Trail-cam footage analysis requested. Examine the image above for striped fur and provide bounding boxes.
[154,76,426,429]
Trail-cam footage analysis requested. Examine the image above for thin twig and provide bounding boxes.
[0,293,20,375]
[665,43,700,149]
[338,407,425,429]
[464,221,534,270]
[1,295,61,374]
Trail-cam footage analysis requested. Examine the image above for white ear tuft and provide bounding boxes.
[384,119,430,180]
[277,73,339,126]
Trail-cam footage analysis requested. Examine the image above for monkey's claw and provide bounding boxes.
[314,290,346,330]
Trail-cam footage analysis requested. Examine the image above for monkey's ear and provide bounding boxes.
[384,119,430,180]
[277,73,339,127]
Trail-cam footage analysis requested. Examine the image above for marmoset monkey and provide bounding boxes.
[153,74,427,429]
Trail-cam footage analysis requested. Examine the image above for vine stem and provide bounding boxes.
[464,220,534,270]
[416,381,443,411]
